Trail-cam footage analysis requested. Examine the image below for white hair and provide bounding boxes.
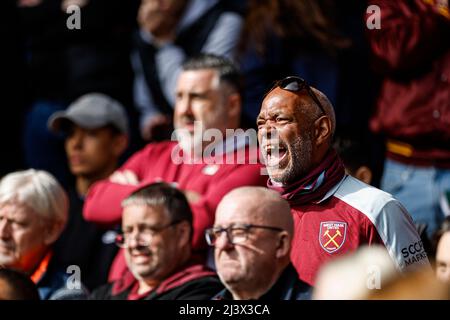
[0,169,68,229]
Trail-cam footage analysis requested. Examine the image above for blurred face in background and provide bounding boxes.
[0,202,50,274]
[174,69,230,155]
[436,231,450,284]
[65,124,126,179]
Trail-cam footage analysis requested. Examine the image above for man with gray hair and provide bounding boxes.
[207,187,311,300]
[90,182,223,300]
[0,169,69,299]
[257,76,430,286]
[84,54,266,282]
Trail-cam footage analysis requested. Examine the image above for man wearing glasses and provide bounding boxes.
[90,183,223,300]
[257,77,430,286]
[207,187,311,300]
[84,54,266,282]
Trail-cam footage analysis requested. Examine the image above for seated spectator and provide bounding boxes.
[207,187,311,300]
[433,217,450,284]
[83,54,266,282]
[132,0,243,141]
[257,76,430,286]
[90,183,223,300]
[47,93,129,290]
[333,133,372,185]
[0,169,69,299]
[0,268,40,300]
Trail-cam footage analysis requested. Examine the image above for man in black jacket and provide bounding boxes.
[206,187,311,300]
[90,182,223,300]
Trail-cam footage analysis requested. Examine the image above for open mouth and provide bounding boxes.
[264,143,288,167]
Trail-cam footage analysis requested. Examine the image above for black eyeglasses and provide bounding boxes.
[205,224,284,246]
[115,220,183,248]
[271,76,326,116]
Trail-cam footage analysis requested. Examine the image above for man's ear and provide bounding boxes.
[275,231,291,259]
[177,221,191,249]
[314,116,332,147]
[112,134,129,158]
[43,221,64,246]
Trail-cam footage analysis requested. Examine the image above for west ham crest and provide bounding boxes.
[319,221,347,253]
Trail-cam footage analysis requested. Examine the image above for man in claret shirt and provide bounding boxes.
[256,76,430,286]
[83,54,266,281]
[367,0,450,238]
[89,183,223,300]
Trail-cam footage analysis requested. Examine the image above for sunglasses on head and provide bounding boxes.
[271,76,326,116]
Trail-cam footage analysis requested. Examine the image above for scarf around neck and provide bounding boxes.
[268,149,345,207]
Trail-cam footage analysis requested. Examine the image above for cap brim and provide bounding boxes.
[47,112,74,133]
[48,112,109,133]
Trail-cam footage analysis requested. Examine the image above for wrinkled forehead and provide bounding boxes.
[0,202,33,220]
[259,87,310,116]
[215,197,264,227]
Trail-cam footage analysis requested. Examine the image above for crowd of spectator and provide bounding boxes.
[0,0,449,300]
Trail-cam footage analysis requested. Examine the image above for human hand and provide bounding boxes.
[137,0,186,43]
[109,170,140,185]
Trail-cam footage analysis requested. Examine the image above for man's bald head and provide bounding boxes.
[216,187,293,236]
[310,87,336,139]
[257,79,336,184]
[213,187,294,299]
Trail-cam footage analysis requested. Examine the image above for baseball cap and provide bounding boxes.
[48,93,129,135]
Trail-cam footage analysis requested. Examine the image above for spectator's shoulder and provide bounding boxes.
[334,175,399,219]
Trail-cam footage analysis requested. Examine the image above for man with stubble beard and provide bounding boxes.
[257,76,430,286]
[84,54,266,282]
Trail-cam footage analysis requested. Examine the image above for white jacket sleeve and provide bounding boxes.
[374,200,431,271]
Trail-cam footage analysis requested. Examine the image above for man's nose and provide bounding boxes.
[68,131,84,149]
[215,231,233,250]
[260,125,279,141]
[176,96,193,116]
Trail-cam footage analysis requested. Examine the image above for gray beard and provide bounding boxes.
[271,133,313,185]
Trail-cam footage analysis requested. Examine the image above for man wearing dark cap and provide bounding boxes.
[48,92,129,291]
